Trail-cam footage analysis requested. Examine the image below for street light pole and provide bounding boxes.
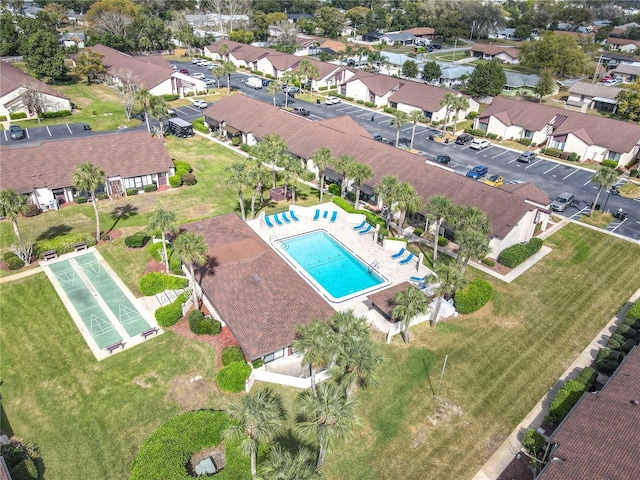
[241,79,245,95]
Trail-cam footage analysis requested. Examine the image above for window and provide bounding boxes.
[477,121,488,132]
[524,130,534,139]
[607,151,621,162]
[123,175,152,190]
[263,349,284,364]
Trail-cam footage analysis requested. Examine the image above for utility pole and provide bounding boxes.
[435,354,448,401]
[592,53,603,84]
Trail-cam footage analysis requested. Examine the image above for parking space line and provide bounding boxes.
[609,219,626,232]
[66,124,73,134]
[401,126,413,132]
[525,159,542,169]
[584,178,593,186]
[377,119,389,124]
[563,169,578,180]
[25,129,30,139]
[476,147,492,154]
[544,164,558,174]
[491,151,507,158]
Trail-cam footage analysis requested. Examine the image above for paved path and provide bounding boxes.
[0,265,42,283]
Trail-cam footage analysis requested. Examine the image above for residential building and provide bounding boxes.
[60,32,85,49]
[611,63,640,83]
[362,32,384,43]
[387,82,478,123]
[402,27,435,40]
[503,72,548,96]
[489,28,516,40]
[605,37,640,53]
[469,44,520,64]
[0,131,174,210]
[340,70,404,106]
[0,62,72,120]
[475,97,640,165]
[438,64,476,88]
[378,32,419,46]
[610,22,640,38]
[566,82,621,113]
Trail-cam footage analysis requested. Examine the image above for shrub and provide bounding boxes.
[161,94,179,101]
[173,160,192,173]
[522,429,546,455]
[5,254,25,270]
[76,196,87,204]
[9,458,38,480]
[154,293,186,327]
[364,101,375,108]
[616,324,637,338]
[486,133,498,140]
[595,358,620,374]
[222,346,246,366]
[610,333,625,345]
[187,310,221,335]
[454,279,493,314]
[328,184,341,195]
[356,99,364,104]
[22,204,41,217]
[541,147,562,158]
[602,159,618,169]
[518,138,532,146]
[97,193,109,200]
[383,106,398,114]
[621,338,637,353]
[466,111,478,120]
[0,115,6,121]
[184,91,194,97]
[413,227,424,236]
[574,367,597,389]
[126,187,139,196]
[216,361,251,393]
[596,347,624,363]
[481,257,495,267]
[188,310,205,333]
[139,272,188,296]
[35,232,96,258]
[182,173,197,186]
[438,236,448,247]
[125,232,151,248]
[567,152,580,161]
[9,112,27,120]
[192,117,209,133]
[607,336,622,350]
[498,238,543,268]
[626,300,640,322]
[547,379,586,425]
[169,175,182,188]
[331,197,387,236]
[319,85,328,91]
[41,109,71,118]
[252,359,264,369]
[559,152,570,160]
[144,184,157,193]
[231,136,241,146]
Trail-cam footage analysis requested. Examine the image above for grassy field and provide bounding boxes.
[1,224,639,479]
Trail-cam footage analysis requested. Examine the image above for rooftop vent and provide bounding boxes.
[631,399,639,406]
[252,273,262,284]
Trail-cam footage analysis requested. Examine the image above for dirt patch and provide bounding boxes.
[170,314,240,367]
[187,445,226,476]
[411,423,429,448]
[168,373,217,410]
[426,399,463,428]
[133,372,160,388]
[143,257,166,275]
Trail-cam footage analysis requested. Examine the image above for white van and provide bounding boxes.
[245,77,263,89]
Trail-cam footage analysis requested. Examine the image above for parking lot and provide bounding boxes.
[0,122,97,147]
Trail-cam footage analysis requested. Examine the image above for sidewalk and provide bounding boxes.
[472,286,640,480]
[0,265,42,284]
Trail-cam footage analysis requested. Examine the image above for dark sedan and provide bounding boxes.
[434,154,451,164]
[9,125,25,140]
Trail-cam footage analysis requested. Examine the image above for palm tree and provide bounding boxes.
[455,227,490,276]
[374,175,399,232]
[148,95,169,137]
[258,445,322,480]
[212,65,225,91]
[425,195,454,266]
[255,134,288,188]
[72,162,105,242]
[390,111,409,147]
[172,231,207,310]
[450,205,491,236]
[348,162,373,210]
[134,87,152,133]
[439,92,457,135]
[222,60,236,94]
[392,285,429,344]
[451,96,470,133]
[297,382,360,470]
[329,310,370,343]
[267,80,280,105]
[246,162,270,219]
[0,189,29,247]
[395,182,421,234]
[292,319,333,397]
[311,147,333,203]
[330,336,382,398]
[590,165,619,216]
[430,262,464,327]
[297,59,319,95]
[281,70,298,109]
[225,161,248,220]
[407,109,426,150]
[281,156,307,204]
[333,155,355,199]
[225,387,286,476]
[218,42,230,61]
[148,209,178,273]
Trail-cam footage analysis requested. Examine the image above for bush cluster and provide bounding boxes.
[616,323,637,338]
[463,127,486,137]
[481,257,495,267]
[626,299,640,322]
[498,238,543,268]
[169,175,182,188]
[97,193,109,200]
[22,204,41,217]
[518,138,532,146]
[356,99,364,104]
[438,236,448,247]
[154,293,187,327]
[216,361,252,393]
[174,161,192,175]
[4,252,25,270]
[124,232,151,248]
[331,197,386,236]
[126,188,139,196]
[76,196,87,204]
[222,346,246,366]
[413,227,424,236]
[567,152,580,161]
[601,159,618,169]
[161,94,179,101]
[466,111,478,120]
[139,272,189,296]
[541,147,562,157]
[192,117,209,133]
[574,367,597,389]
[454,279,493,314]
[148,242,184,275]
[35,232,96,258]
[10,112,27,120]
[188,310,221,335]
[0,115,6,121]
[1,440,41,480]
[486,133,498,140]
[144,184,157,193]
[182,173,197,186]
[383,106,399,114]
[364,101,375,108]
[522,429,546,455]
[41,110,71,118]
[328,184,341,195]
[547,379,586,425]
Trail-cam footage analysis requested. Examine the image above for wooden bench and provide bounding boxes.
[140,327,160,340]
[73,241,88,252]
[106,341,125,354]
[42,250,58,261]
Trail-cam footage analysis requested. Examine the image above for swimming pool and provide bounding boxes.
[278,230,387,302]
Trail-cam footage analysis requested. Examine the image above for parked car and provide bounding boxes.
[484,174,504,187]
[431,43,442,49]
[245,77,263,89]
[434,154,451,165]
[601,75,614,82]
[550,192,575,212]
[167,108,178,117]
[469,139,491,150]
[192,100,208,109]
[466,165,488,180]
[262,79,273,86]
[191,58,199,64]
[455,133,474,145]
[325,96,341,105]
[9,125,25,140]
[200,61,212,67]
[382,138,395,145]
[191,72,205,80]
[179,69,189,75]
[603,78,621,86]
[171,64,177,70]
[372,134,383,141]
[292,107,310,116]
[205,78,216,85]
[282,85,299,94]
[516,151,537,163]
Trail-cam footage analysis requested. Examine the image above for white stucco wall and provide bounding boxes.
[0,88,72,119]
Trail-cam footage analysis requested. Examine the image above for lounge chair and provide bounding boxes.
[313,209,320,221]
[399,253,414,265]
[290,211,299,222]
[264,216,275,228]
[359,224,372,235]
[273,214,283,226]
[281,212,291,223]
[323,210,329,219]
[410,275,426,283]
[390,247,406,259]
[353,220,366,230]
[330,211,338,223]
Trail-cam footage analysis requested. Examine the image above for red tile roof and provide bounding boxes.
[388,81,466,113]
[0,61,69,99]
[345,70,404,96]
[0,131,173,193]
[180,214,334,360]
[538,347,640,480]
[206,39,270,63]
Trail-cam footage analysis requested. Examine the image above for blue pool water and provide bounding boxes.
[279,230,386,302]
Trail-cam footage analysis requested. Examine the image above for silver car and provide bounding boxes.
[551,192,575,212]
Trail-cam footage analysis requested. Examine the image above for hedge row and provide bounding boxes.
[124,232,150,248]
[154,293,187,327]
[192,117,209,133]
[574,367,597,389]
[331,197,386,236]
[41,110,71,118]
[216,361,252,393]
[222,346,246,366]
[130,410,251,480]
[522,429,546,455]
[9,112,27,120]
[541,147,562,158]
[547,379,586,425]
[35,232,97,258]
[454,279,493,314]
[498,238,543,268]
[139,272,189,296]
[148,242,184,275]
[188,310,221,335]
[627,299,640,322]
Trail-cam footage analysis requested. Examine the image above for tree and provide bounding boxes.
[330,334,382,398]
[74,50,107,84]
[212,65,226,90]
[392,285,429,344]
[245,162,270,220]
[134,88,152,133]
[431,262,464,327]
[390,111,409,147]
[292,319,333,397]
[533,69,556,103]
[333,155,355,199]
[21,30,67,80]
[616,79,640,120]
[349,162,374,210]
[172,231,207,310]
[439,93,457,134]
[225,388,286,477]
[450,205,491,237]
[311,147,333,203]
[451,95,470,133]
[590,166,620,216]
[422,61,442,83]
[407,109,426,150]
[455,227,490,276]
[425,195,454,266]
[258,445,321,480]
[225,161,248,220]
[0,11,20,56]
[148,95,169,138]
[402,59,418,79]
[519,31,591,77]
[106,68,138,120]
[395,182,421,233]
[148,209,178,272]
[255,134,288,188]
[297,382,359,469]
[72,163,105,242]
[314,6,344,38]
[18,86,49,122]
[0,189,29,249]
[222,60,236,94]
[297,59,319,95]
[170,12,197,55]
[374,175,399,232]
[266,79,280,105]
[85,0,140,38]
[281,156,309,205]
[281,69,298,109]
[466,61,506,97]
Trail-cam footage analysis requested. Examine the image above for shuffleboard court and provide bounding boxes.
[74,253,151,336]
[48,260,122,349]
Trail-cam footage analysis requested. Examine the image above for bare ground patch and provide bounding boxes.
[168,373,217,410]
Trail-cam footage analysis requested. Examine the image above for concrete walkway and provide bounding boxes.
[472,286,640,480]
[0,265,42,283]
